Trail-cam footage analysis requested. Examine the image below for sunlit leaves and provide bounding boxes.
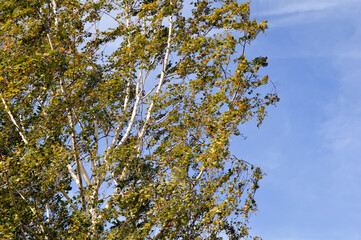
[0,0,277,239]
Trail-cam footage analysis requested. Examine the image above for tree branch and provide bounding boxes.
[4,170,28,240]
[55,181,79,212]
[138,15,174,146]
[59,79,87,210]
[0,94,29,145]
[108,78,131,150]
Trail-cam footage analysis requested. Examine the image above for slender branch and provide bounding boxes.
[195,168,205,182]
[50,0,59,27]
[94,119,99,155]
[115,70,143,149]
[12,174,49,238]
[55,182,79,212]
[22,225,42,240]
[45,203,50,223]
[67,164,81,186]
[138,15,174,145]
[140,56,158,100]
[0,94,29,145]
[4,170,27,240]
[230,153,255,167]
[59,79,87,210]
[108,78,131,150]
[46,34,54,51]
[91,119,99,184]
[13,189,36,215]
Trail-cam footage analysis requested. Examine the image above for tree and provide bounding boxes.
[0,0,278,239]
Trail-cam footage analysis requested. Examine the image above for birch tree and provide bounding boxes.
[0,0,278,239]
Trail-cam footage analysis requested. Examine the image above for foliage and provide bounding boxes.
[0,0,278,239]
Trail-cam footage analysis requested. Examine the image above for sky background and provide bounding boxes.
[229,0,361,239]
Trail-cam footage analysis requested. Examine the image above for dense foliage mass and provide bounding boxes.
[0,0,278,239]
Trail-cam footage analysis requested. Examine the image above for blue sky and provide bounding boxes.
[229,0,361,239]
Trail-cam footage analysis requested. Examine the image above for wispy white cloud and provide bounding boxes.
[320,22,361,172]
[252,0,361,27]
[333,20,361,60]
[258,1,339,16]
[255,0,359,16]
[321,98,361,152]
[319,61,361,188]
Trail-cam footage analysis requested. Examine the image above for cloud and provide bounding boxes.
[319,59,361,188]
[259,1,339,16]
[255,0,360,16]
[321,98,361,152]
[252,0,361,27]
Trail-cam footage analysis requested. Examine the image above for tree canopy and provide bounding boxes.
[0,0,278,239]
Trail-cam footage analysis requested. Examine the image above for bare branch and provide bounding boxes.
[50,0,59,27]
[45,203,50,223]
[91,119,99,184]
[115,70,143,149]
[108,78,131,150]
[67,164,81,186]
